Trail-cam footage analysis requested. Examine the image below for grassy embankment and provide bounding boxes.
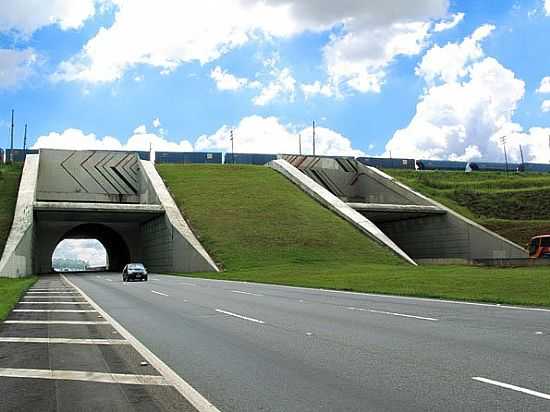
[0,277,36,321]
[158,164,550,307]
[385,170,550,246]
[0,164,21,258]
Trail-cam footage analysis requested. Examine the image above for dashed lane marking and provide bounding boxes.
[151,290,169,297]
[231,290,264,297]
[216,309,265,324]
[347,307,438,321]
[473,377,550,401]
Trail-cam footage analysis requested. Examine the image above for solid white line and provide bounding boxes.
[0,337,129,345]
[0,368,169,386]
[13,309,96,313]
[18,302,89,305]
[22,296,82,299]
[473,377,550,400]
[231,290,264,297]
[216,309,265,324]
[3,320,109,325]
[106,279,113,282]
[347,307,438,321]
[27,292,78,294]
[29,289,74,292]
[63,275,220,412]
[151,290,169,297]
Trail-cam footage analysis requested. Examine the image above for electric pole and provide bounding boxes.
[9,109,14,163]
[519,145,525,166]
[312,121,316,156]
[230,129,235,164]
[500,135,508,174]
[298,134,302,155]
[23,123,27,152]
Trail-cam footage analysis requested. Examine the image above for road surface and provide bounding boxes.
[66,272,550,411]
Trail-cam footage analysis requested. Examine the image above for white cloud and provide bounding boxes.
[253,67,296,106]
[0,0,98,36]
[53,239,106,267]
[32,126,193,152]
[385,24,550,163]
[542,100,550,113]
[152,117,161,128]
[210,66,249,91]
[433,12,465,32]
[416,24,494,85]
[324,21,432,93]
[301,81,334,99]
[537,76,550,93]
[546,0,550,15]
[0,48,38,88]
[195,115,363,156]
[54,0,448,87]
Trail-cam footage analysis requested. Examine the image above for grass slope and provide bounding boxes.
[157,164,402,272]
[0,277,36,320]
[385,170,550,246]
[0,164,22,258]
[159,164,550,307]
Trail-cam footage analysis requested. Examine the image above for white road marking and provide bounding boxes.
[179,282,196,287]
[106,279,113,282]
[347,307,438,321]
[0,368,169,386]
[231,290,264,297]
[473,377,550,400]
[216,309,265,324]
[22,296,81,299]
[151,290,169,297]
[13,309,96,313]
[3,320,109,325]
[29,289,74,292]
[63,275,221,412]
[27,292,78,294]
[18,302,89,305]
[0,337,128,345]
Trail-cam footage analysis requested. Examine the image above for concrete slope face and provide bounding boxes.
[0,149,218,277]
[280,155,527,263]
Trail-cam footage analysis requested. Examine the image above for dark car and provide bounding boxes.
[122,263,148,282]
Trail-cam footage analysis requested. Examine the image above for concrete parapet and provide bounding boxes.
[0,155,39,277]
[269,159,417,265]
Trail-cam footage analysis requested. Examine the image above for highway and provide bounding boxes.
[66,272,550,411]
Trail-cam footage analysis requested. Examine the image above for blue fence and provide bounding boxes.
[155,151,222,164]
[357,157,415,170]
[224,153,277,165]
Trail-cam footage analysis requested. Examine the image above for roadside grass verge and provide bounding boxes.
[0,164,22,258]
[177,263,550,307]
[0,277,37,321]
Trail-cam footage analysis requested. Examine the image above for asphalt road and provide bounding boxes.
[66,272,550,411]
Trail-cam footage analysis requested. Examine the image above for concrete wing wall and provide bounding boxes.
[0,155,39,277]
[139,161,219,273]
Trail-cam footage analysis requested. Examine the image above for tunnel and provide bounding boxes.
[52,224,131,272]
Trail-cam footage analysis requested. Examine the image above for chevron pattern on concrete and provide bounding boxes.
[37,150,141,203]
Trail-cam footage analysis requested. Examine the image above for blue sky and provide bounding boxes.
[1,0,550,162]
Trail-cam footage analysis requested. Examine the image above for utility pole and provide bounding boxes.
[312,121,316,156]
[9,109,14,163]
[230,129,235,164]
[500,135,508,174]
[519,145,525,166]
[298,134,302,155]
[23,123,27,152]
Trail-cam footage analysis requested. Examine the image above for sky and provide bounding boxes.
[1,0,550,162]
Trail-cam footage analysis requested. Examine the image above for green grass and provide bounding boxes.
[385,169,550,245]
[0,277,36,320]
[157,164,402,271]
[157,164,550,307]
[0,164,22,258]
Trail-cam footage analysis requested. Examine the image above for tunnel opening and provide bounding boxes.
[51,224,130,273]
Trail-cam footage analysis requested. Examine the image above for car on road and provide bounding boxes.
[122,263,148,281]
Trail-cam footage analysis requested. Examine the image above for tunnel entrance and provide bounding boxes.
[50,224,130,273]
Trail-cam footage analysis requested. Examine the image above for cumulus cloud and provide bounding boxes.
[210,66,249,91]
[195,115,363,156]
[0,48,38,88]
[546,0,550,15]
[32,125,193,152]
[433,12,465,32]
[301,81,335,99]
[0,0,98,36]
[152,117,161,128]
[542,100,550,113]
[53,0,449,90]
[537,76,550,93]
[53,239,106,267]
[253,67,296,106]
[385,25,550,163]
